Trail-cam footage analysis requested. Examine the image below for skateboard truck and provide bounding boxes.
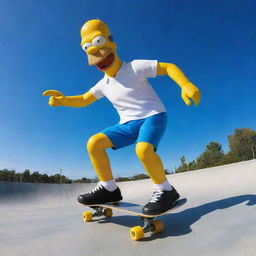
[90,206,113,218]
[91,207,104,217]
[140,217,155,233]
[82,206,114,220]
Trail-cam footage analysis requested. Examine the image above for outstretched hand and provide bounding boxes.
[43,90,65,107]
[181,82,201,106]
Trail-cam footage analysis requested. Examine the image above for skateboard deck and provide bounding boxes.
[80,198,187,241]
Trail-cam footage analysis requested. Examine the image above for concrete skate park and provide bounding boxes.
[0,160,255,256]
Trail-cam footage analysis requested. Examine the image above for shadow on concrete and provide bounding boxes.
[97,194,256,241]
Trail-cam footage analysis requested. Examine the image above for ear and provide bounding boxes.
[108,35,114,42]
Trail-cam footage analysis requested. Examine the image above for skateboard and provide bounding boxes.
[81,198,187,241]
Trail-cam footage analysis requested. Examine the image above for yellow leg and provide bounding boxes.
[87,133,114,181]
[135,142,166,184]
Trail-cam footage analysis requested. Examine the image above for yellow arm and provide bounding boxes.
[157,62,201,106]
[43,90,97,107]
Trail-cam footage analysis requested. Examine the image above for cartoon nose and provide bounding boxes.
[87,46,99,55]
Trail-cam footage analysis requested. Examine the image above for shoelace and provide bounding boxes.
[89,183,103,194]
[149,190,164,203]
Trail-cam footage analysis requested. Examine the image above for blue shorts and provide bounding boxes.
[100,112,167,151]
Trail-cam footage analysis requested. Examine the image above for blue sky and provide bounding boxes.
[0,0,255,179]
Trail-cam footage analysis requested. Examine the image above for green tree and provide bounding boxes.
[41,174,50,183]
[73,177,91,183]
[116,177,131,182]
[53,174,62,183]
[22,170,31,182]
[228,128,256,161]
[131,174,149,180]
[31,172,42,183]
[221,151,240,165]
[176,156,188,173]
[0,169,16,182]
[188,160,197,171]
[196,142,224,169]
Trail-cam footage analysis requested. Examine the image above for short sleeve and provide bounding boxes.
[89,80,105,99]
[131,60,158,79]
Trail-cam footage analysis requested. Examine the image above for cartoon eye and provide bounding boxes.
[92,36,106,47]
[82,42,92,51]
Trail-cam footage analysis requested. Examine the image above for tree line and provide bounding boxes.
[0,169,73,184]
[175,128,256,173]
[0,128,255,183]
[0,169,155,184]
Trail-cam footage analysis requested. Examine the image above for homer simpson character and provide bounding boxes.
[43,19,201,215]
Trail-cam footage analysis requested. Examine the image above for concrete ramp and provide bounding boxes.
[0,160,255,256]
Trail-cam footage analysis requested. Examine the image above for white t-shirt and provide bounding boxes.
[89,60,166,124]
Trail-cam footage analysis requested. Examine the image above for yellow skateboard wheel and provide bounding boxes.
[130,226,144,241]
[152,220,164,234]
[83,211,93,222]
[104,208,113,218]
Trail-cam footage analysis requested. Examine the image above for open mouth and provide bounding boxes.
[96,53,115,70]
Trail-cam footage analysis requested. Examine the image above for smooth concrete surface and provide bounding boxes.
[0,160,255,256]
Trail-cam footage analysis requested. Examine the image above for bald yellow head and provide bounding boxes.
[80,19,122,77]
[81,19,111,46]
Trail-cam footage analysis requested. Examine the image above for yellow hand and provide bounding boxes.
[181,82,201,106]
[157,62,201,106]
[43,90,65,107]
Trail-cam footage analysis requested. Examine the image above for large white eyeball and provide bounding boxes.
[92,36,106,47]
[82,42,92,51]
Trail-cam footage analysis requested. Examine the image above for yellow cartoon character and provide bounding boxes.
[43,19,201,215]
